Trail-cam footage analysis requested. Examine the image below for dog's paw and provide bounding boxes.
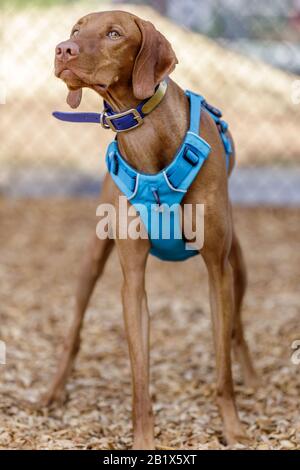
[224,427,251,447]
[18,398,40,412]
[132,439,155,450]
[243,372,261,390]
[44,389,68,407]
[28,389,68,410]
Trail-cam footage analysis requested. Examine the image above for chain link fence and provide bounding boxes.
[1,0,300,203]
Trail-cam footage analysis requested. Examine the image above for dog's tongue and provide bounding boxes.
[67,89,82,109]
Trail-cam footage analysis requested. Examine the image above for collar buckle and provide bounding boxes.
[100,112,111,129]
[101,108,144,133]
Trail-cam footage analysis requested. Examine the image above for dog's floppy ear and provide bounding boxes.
[132,18,178,100]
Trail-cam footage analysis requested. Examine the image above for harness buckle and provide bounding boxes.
[101,109,144,133]
[183,149,199,167]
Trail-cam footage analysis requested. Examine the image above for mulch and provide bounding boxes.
[0,200,299,449]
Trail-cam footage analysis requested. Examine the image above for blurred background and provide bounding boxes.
[0,0,299,451]
[1,0,300,202]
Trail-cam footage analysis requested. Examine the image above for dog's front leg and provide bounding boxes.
[121,271,154,450]
[115,205,154,450]
[37,175,116,407]
[203,244,248,446]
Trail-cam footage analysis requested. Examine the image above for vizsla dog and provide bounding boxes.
[39,10,258,449]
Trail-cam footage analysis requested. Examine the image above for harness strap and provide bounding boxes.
[202,100,232,172]
[116,165,136,193]
[107,90,230,200]
[186,91,204,134]
[166,148,199,189]
[164,91,204,190]
[107,150,136,195]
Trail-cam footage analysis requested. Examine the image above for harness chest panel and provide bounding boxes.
[105,90,232,262]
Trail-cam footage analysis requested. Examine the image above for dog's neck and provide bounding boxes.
[100,80,189,174]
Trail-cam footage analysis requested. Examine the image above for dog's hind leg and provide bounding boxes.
[38,235,114,407]
[230,230,259,388]
[37,175,116,407]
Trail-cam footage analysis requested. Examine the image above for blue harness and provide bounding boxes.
[53,88,232,262]
[106,91,232,262]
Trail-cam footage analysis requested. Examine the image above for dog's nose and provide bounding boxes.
[55,41,79,62]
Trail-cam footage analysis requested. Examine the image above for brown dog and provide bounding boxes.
[40,10,258,449]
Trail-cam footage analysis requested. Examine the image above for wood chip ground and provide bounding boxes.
[0,200,299,450]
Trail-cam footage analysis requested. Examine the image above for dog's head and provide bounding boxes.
[55,10,178,108]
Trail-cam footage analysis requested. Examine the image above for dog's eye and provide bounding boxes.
[72,29,79,38]
[107,30,121,40]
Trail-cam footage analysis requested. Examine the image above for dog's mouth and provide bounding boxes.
[56,67,85,87]
[59,69,78,80]
[56,66,108,92]
[55,63,109,109]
